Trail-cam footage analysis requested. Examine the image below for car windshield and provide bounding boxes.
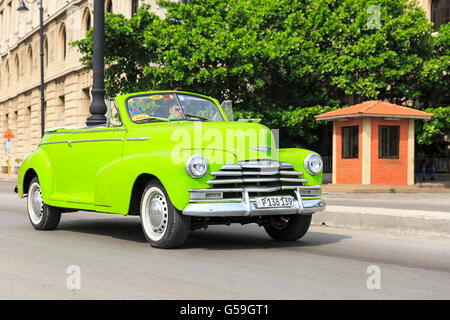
[127,93,224,123]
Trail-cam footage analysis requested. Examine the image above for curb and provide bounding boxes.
[312,205,450,238]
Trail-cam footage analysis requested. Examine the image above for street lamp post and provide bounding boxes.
[86,0,107,127]
[17,0,45,137]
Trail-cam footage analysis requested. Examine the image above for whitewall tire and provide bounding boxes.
[140,180,190,249]
[27,177,61,230]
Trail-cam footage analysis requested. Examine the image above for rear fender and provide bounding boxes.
[17,149,54,204]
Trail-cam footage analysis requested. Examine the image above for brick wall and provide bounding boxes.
[335,118,362,184]
[370,118,409,185]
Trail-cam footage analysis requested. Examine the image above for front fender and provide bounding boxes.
[95,149,233,214]
[278,148,323,187]
[17,148,54,203]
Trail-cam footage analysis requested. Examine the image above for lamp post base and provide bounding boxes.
[86,114,107,127]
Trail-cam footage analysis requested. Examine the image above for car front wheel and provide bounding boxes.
[27,177,61,230]
[140,180,190,249]
[264,215,312,241]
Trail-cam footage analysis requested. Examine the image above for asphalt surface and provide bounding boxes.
[0,181,15,194]
[1,188,450,299]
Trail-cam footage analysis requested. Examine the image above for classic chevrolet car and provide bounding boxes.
[16,91,325,248]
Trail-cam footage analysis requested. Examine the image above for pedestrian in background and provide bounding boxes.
[420,157,436,181]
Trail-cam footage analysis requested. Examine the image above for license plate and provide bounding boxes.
[255,196,294,209]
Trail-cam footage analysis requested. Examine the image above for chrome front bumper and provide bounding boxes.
[183,190,326,217]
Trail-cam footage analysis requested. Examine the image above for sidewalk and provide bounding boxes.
[314,192,450,238]
[323,183,450,193]
[312,205,450,239]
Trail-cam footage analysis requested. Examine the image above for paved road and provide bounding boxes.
[1,191,450,299]
[0,181,15,194]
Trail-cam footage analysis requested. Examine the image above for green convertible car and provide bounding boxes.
[16,91,325,248]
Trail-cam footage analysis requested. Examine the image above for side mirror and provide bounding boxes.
[221,100,234,121]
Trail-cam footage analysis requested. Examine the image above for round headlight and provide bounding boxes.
[304,153,323,175]
[186,154,208,178]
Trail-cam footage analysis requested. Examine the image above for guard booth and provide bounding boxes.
[315,101,433,186]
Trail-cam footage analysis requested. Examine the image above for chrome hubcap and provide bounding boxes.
[28,183,44,224]
[147,192,168,234]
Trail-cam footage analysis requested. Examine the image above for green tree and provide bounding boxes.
[416,106,450,156]
[73,0,449,152]
[74,8,159,94]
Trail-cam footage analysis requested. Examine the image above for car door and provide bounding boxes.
[62,100,126,207]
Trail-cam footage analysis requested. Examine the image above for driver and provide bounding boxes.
[168,104,184,120]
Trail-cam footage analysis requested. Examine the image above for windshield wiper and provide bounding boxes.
[185,113,211,122]
[134,116,170,123]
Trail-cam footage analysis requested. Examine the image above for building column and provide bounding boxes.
[332,121,336,184]
[361,117,372,184]
[408,119,415,185]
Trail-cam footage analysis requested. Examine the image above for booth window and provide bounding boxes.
[379,126,399,158]
[342,126,359,159]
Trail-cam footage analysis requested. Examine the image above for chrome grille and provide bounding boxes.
[199,160,319,200]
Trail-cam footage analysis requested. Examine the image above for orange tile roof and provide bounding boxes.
[315,100,433,120]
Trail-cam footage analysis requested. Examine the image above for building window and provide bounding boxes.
[106,0,113,13]
[0,10,4,44]
[27,45,33,75]
[60,25,67,60]
[83,8,92,33]
[13,55,19,82]
[4,114,9,132]
[86,14,91,31]
[342,126,359,159]
[379,126,400,159]
[6,61,10,88]
[44,38,48,67]
[132,0,139,16]
[57,95,65,127]
[7,2,11,36]
[431,0,450,31]
[25,106,32,149]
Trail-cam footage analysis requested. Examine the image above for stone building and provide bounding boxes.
[0,0,446,172]
[0,0,165,172]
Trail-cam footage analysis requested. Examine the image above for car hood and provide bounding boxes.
[129,121,275,162]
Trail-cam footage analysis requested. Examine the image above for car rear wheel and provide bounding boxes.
[140,180,190,249]
[27,177,61,230]
[264,215,312,241]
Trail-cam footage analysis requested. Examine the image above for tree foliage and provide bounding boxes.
[416,106,450,155]
[73,0,449,152]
